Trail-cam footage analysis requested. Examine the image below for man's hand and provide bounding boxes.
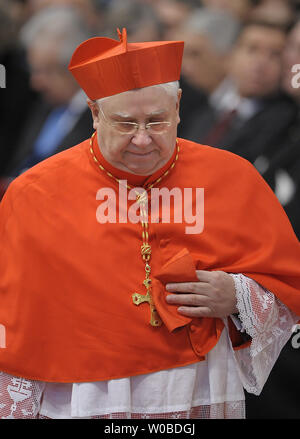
[165,270,238,318]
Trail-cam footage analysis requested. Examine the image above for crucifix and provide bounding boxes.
[132,264,162,327]
[131,190,163,327]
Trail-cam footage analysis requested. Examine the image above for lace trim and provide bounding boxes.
[37,401,245,419]
[0,372,45,419]
[230,274,299,395]
[0,370,245,419]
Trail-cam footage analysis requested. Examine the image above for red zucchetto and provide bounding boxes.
[68,28,184,100]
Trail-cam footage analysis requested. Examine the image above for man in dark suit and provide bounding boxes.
[239,18,300,419]
[177,13,297,168]
[262,18,300,241]
[0,6,93,194]
[0,3,37,177]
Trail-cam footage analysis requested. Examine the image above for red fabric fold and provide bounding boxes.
[152,248,197,332]
[152,247,225,356]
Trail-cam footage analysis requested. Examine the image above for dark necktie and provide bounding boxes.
[203,109,237,146]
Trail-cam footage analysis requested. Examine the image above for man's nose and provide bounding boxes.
[131,127,152,146]
[30,72,47,92]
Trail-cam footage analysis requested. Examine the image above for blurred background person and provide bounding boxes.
[263,18,300,240]
[173,8,241,132]
[0,0,37,189]
[0,5,94,195]
[245,21,300,419]
[177,11,298,169]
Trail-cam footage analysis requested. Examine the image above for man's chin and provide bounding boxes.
[125,161,162,176]
[124,152,161,175]
[126,165,157,176]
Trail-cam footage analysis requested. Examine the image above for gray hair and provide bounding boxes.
[181,8,241,54]
[96,81,180,106]
[19,6,91,68]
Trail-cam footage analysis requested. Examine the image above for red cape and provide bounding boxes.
[0,136,299,382]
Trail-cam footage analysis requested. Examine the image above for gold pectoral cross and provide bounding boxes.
[132,278,162,327]
[131,192,162,327]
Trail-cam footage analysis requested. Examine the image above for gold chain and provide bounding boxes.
[89,133,180,326]
[89,133,179,191]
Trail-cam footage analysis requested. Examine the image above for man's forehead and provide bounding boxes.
[239,25,285,43]
[101,86,174,115]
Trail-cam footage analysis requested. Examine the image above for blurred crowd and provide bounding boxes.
[0,0,300,419]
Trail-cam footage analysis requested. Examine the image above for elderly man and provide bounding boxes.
[0,29,299,420]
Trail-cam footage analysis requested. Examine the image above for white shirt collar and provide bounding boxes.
[210,79,261,120]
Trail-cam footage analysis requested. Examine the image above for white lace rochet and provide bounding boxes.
[0,274,298,419]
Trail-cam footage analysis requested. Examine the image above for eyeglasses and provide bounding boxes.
[98,106,172,135]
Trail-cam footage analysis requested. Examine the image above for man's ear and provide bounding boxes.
[176,88,182,109]
[87,98,100,130]
[176,88,182,124]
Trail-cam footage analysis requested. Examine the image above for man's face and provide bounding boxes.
[181,31,227,93]
[28,41,78,105]
[229,25,286,97]
[282,23,300,100]
[89,85,181,176]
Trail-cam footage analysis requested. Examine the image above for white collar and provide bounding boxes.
[210,79,261,120]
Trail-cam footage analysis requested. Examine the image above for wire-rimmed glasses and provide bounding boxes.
[98,106,172,135]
